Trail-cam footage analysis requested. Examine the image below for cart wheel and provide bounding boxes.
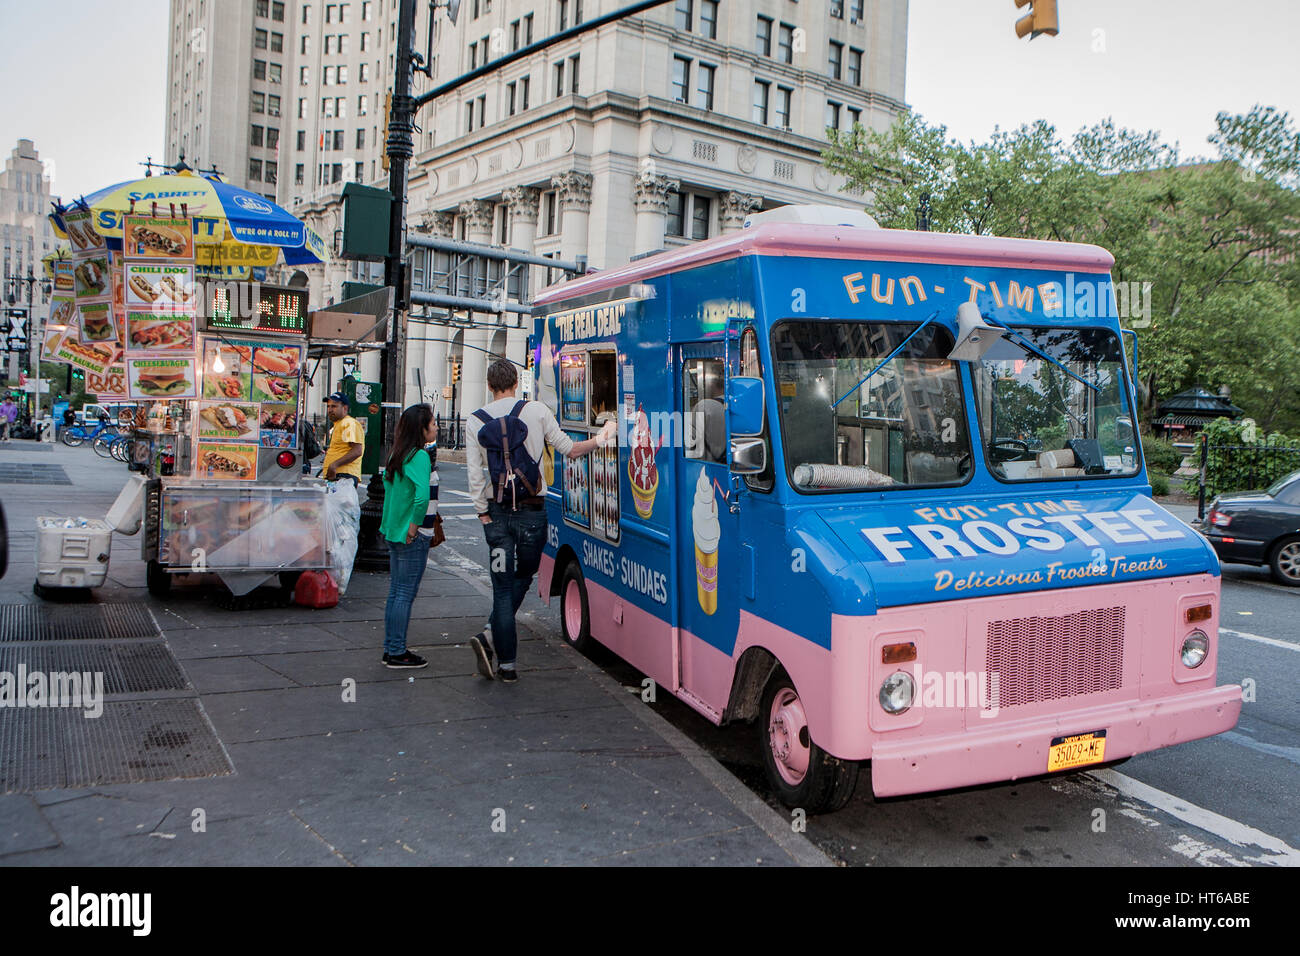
[146,559,172,598]
[759,670,859,814]
[559,561,595,655]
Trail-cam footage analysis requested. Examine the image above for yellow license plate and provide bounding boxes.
[1047,730,1107,772]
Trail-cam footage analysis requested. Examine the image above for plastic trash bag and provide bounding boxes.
[325,479,361,596]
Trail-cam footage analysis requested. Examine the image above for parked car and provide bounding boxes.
[77,402,137,426]
[1199,469,1300,586]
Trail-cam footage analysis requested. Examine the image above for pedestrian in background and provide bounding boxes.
[322,392,364,485]
[0,395,16,442]
[378,403,437,668]
[467,360,615,683]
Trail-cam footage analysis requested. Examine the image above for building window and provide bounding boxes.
[301,35,310,53]
[272,1,284,21]
[326,3,336,22]
[268,94,280,116]
[251,91,266,113]
[295,163,305,184]
[558,0,569,31]
[254,59,267,80]
[695,62,714,111]
[337,96,346,117]
[267,127,279,148]
[830,0,844,19]
[297,129,306,150]
[265,161,278,184]
[271,32,283,52]
[255,28,268,49]
[524,13,534,43]
[828,40,843,81]
[553,61,564,97]
[476,94,485,127]
[672,56,690,102]
[541,190,558,235]
[850,0,864,21]
[269,63,282,83]
[775,85,792,128]
[251,124,264,147]
[359,62,369,81]
[756,15,772,56]
[848,48,862,86]
[333,130,345,150]
[356,128,365,149]
[752,80,769,125]
[332,163,343,183]
[256,0,268,17]
[469,43,477,69]
[363,0,372,19]
[825,100,842,131]
[569,53,580,93]
[510,19,520,50]
[249,159,263,181]
[323,97,334,117]
[674,0,692,31]
[700,0,718,39]
[355,161,364,181]
[298,97,307,118]
[339,34,349,53]
[507,81,517,116]
[465,101,474,132]
[847,105,862,128]
[325,36,334,53]
[324,65,334,85]
[666,192,712,240]
[338,65,348,83]
[360,31,369,51]
[302,5,310,24]
[358,94,368,114]
[520,75,530,110]
[777,23,793,64]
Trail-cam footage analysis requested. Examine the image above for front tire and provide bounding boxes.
[61,428,84,447]
[1269,536,1300,587]
[558,561,595,654]
[759,671,859,814]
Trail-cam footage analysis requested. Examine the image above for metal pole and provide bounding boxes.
[1198,432,1208,521]
[382,0,418,452]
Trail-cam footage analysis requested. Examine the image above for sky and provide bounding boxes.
[0,0,1297,202]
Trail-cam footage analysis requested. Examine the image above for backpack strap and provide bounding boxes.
[511,399,527,417]
[472,407,493,427]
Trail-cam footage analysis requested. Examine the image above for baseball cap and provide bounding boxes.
[324,392,348,404]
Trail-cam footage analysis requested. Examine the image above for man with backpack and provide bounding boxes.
[467,359,615,683]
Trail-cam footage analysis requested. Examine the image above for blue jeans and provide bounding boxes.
[483,503,548,667]
[384,535,432,656]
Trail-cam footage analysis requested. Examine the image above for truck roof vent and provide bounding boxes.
[743,204,879,230]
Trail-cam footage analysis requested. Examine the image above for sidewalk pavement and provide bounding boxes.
[0,441,826,866]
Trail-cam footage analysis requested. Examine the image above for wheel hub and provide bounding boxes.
[1279,543,1300,580]
[768,688,810,786]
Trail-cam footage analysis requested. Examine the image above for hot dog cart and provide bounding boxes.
[138,281,332,598]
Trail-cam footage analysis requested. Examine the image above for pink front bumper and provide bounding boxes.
[868,682,1242,797]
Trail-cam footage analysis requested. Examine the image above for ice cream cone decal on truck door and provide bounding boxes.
[692,467,721,614]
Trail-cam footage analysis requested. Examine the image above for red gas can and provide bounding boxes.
[294,570,339,608]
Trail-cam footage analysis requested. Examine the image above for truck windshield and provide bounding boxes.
[772,321,972,491]
[972,327,1140,481]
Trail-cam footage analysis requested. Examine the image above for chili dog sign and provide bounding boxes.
[818,494,1213,606]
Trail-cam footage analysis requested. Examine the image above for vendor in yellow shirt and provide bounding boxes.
[322,392,365,485]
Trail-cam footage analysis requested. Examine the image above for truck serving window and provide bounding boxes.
[972,327,1140,482]
[772,321,971,491]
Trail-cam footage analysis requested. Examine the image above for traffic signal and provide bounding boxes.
[450,360,461,384]
[1015,0,1058,39]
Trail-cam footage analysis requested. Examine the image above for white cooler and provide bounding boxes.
[36,516,113,588]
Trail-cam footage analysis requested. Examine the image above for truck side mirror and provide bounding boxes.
[730,436,767,475]
[726,376,764,436]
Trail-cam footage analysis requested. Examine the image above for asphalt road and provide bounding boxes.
[436,461,1298,867]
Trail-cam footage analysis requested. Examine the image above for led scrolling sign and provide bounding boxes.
[201,282,308,336]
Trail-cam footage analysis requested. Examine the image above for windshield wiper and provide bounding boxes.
[830,311,939,410]
[982,314,1099,394]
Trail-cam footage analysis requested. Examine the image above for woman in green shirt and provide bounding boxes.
[379,403,436,668]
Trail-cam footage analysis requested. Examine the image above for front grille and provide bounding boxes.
[985,606,1125,709]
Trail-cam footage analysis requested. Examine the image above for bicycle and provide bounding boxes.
[61,418,119,448]
[108,434,133,462]
[94,429,129,459]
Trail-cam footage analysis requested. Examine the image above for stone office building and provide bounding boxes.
[300,0,909,420]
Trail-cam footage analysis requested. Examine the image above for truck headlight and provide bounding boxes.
[1181,630,1209,668]
[879,672,915,714]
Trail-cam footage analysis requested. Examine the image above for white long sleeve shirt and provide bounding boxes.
[466,397,574,514]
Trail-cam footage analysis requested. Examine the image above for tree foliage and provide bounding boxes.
[823,106,1300,432]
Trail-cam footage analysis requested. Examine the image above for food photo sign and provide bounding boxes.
[126,355,198,400]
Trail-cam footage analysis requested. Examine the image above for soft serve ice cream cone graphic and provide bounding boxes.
[692,468,721,615]
[627,408,659,518]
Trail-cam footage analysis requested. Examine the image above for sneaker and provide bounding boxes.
[498,666,518,684]
[469,632,495,679]
[384,651,428,669]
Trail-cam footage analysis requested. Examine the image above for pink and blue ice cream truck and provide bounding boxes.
[531,207,1241,813]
